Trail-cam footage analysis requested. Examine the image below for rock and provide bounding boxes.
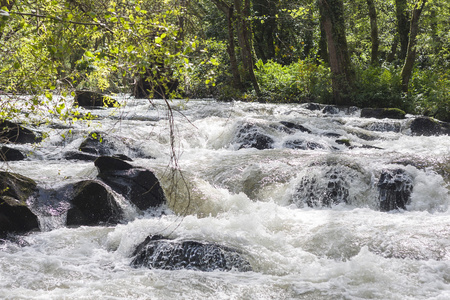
[364,121,401,133]
[0,146,25,161]
[295,168,349,208]
[63,151,98,161]
[378,169,413,211]
[335,139,351,147]
[95,156,166,211]
[360,108,406,119]
[304,103,322,111]
[322,105,340,115]
[66,180,123,226]
[234,123,274,150]
[410,117,449,136]
[74,91,119,108]
[279,121,312,134]
[0,172,39,237]
[130,235,252,272]
[0,120,41,144]
[284,139,324,150]
[95,156,133,172]
[79,132,115,155]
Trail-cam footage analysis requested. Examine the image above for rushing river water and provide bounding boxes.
[1,97,450,299]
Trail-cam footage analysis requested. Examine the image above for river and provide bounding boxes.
[1,96,449,299]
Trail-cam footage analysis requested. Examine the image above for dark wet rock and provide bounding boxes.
[0,146,25,161]
[95,156,166,211]
[295,168,350,208]
[74,90,119,108]
[234,123,274,150]
[63,151,98,161]
[322,105,340,115]
[279,121,312,134]
[305,103,322,111]
[284,139,324,150]
[358,145,384,150]
[410,117,449,136]
[0,172,39,237]
[378,169,413,211]
[95,156,133,172]
[323,132,342,138]
[79,132,116,156]
[0,120,41,144]
[364,121,402,133]
[130,235,252,272]
[66,180,123,226]
[335,139,351,147]
[360,108,406,119]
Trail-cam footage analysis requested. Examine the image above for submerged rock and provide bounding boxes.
[279,121,312,134]
[95,156,166,211]
[295,168,350,208]
[234,123,274,150]
[66,180,123,226]
[378,169,413,211]
[0,146,25,161]
[74,91,119,108]
[130,235,252,272]
[0,172,39,237]
[0,120,41,144]
[360,108,406,119]
[284,139,324,150]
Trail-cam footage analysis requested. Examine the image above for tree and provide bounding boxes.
[401,0,427,93]
[366,0,379,65]
[318,0,354,105]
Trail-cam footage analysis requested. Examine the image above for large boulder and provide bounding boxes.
[378,169,413,211]
[66,180,123,226]
[234,123,274,150]
[0,120,41,144]
[0,172,39,237]
[95,156,166,211]
[410,117,450,136]
[74,91,119,108]
[0,146,25,161]
[360,108,406,119]
[130,235,252,272]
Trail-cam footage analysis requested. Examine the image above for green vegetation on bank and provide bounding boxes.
[0,0,449,121]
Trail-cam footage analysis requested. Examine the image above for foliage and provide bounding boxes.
[0,0,449,119]
[352,64,404,109]
[410,69,450,121]
[254,59,331,103]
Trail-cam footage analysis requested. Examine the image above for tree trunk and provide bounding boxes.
[234,0,261,96]
[395,0,410,60]
[318,14,329,64]
[366,0,379,65]
[401,0,427,93]
[211,0,243,91]
[318,0,354,105]
[253,0,276,62]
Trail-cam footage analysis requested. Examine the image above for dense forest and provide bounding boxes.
[0,0,449,121]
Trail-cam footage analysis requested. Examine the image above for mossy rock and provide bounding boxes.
[361,108,406,119]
